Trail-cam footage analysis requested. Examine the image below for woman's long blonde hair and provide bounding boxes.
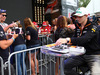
[24,17,37,31]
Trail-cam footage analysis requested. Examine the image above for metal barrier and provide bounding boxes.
[6,46,57,75]
[38,34,56,72]
[0,45,61,75]
[8,46,42,75]
[0,56,4,75]
[38,34,54,46]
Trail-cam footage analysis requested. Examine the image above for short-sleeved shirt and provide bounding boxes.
[26,27,39,46]
[0,22,8,29]
[40,26,48,33]
[40,25,51,33]
[12,34,26,48]
[12,29,26,48]
[0,25,9,62]
[0,22,10,34]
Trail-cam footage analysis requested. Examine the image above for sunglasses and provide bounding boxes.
[2,15,7,17]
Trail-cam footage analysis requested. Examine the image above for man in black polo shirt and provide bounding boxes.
[55,7,100,75]
[0,15,18,75]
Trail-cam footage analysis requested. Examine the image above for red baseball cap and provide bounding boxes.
[33,21,37,25]
[42,21,47,26]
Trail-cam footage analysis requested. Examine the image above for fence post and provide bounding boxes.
[0,57,4,75]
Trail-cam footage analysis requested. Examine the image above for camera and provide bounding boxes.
[12,27,22,34]
[7,20,23,35]
[10,27,22,34]
[11,21,23,34]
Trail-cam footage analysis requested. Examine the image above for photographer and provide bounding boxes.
[0,9,18,33]
[0,9,18,75]
[0,24,18,75]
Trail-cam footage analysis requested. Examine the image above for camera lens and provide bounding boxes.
[15,29,20,34]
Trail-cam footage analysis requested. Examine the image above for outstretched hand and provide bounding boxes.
[55,38,67,46]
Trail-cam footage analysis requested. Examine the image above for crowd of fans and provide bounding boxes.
[0,6,100,75]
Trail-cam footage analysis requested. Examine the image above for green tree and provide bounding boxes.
[78,0,91,7]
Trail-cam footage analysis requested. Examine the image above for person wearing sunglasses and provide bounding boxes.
[0,9,17,33]
[0,9,19,75]
[0,9,8,30]
[55,7,100,75]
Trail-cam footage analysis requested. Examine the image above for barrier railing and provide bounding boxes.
[38,34,54,45]
[1,45,60,75]
[8,46,42,75]
[0,56,4,75]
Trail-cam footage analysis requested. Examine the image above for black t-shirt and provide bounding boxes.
[12,34,26,48]
[12,29,26,48]
[0,25,9,62]
[26,27,39,46]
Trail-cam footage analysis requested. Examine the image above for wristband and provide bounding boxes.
[12,37,15,42]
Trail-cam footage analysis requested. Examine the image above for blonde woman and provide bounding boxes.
[24,17,40,75]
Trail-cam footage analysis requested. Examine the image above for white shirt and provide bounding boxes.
[0,22,8,29]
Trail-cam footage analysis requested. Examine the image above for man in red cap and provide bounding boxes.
[38,21,52,45]
[39,21,51,34]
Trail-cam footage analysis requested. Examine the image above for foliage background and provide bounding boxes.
[78,0,91,7]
